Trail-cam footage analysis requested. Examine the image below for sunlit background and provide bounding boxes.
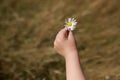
[0,0,120,80]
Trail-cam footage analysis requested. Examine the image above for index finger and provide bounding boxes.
[55,28,67,40]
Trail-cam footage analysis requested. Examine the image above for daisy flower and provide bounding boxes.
[64,18,77,31]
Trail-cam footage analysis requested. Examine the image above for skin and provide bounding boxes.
[54,28,86,80]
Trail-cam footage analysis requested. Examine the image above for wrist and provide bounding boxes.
[64,50,79,60]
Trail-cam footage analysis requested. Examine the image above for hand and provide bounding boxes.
[54,28,78,59]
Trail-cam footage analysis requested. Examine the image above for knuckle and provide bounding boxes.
[54,40,59,47]
[54,41,57,46]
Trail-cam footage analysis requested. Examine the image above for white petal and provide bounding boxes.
[71,28,74,30]
[71,27,74,31]
[71,27,75,30]
[65,27,68,30]
[72,18,74,21]
[72,22,77,25]
[65,19,68,23]
[72,18,76,22]
[68,18,72,22]
[64,25,68,27]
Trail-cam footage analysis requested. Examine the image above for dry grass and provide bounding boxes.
[0,0,120,80]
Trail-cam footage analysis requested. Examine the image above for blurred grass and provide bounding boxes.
[0,0,120,80]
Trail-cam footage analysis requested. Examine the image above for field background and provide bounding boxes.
[0,0,120,80]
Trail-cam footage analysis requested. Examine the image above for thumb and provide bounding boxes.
[68,31,75,41]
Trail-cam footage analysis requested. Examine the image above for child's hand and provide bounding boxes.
[54,29,86,80]
[54,28,78,59]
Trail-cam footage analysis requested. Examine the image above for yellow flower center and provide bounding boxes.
[67,22,72,27]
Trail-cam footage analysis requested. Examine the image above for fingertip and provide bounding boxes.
[56,28,68,39]
[60,28,67,33]
[69,30,73,35]
[68,30,74,40]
